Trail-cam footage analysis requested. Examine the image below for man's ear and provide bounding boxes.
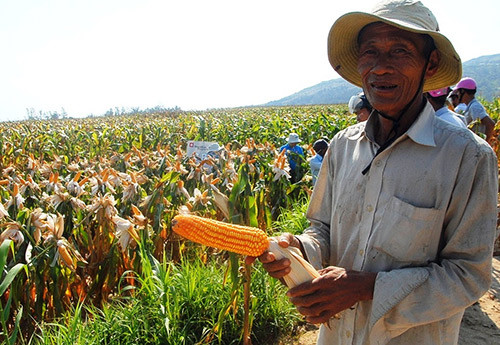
[425,49,440,78]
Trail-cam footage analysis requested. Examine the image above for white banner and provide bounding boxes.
[186,141,221,160]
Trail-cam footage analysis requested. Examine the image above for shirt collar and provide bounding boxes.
[362,102,436,147]
[345,122,367,141]
[434,106,448,117]
[406,102,436,147]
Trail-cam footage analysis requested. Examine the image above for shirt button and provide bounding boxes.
[366,205,373,212]
[346,330,352,338]
[375,160,382,167]
[359,249,364,256]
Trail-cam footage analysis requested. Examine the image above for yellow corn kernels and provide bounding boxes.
[172,214,269,256]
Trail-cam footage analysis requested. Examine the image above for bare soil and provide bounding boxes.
[280,256,500,345]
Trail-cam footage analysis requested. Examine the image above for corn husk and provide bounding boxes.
[268,239,320,288]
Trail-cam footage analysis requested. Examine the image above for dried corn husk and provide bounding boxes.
[268,239,320,288]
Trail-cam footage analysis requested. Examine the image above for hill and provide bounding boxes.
[462,54,500,100]
[264,54,500,106]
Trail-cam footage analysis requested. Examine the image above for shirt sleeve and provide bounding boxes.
[369,141,498,339]
[468,101,488,120]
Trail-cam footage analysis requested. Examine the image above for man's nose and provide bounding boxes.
[370,53,394,74]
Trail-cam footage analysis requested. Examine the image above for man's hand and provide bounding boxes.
[286,266,377,324]
[245,233,302,279]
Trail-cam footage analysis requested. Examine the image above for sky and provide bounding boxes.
[0,0,499,122]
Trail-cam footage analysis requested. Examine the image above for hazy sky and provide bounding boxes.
[0,0,498,122]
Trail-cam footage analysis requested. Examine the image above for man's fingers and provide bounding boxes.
[306,309,339,324]
[244,256,256,265]
[296,302,339,323]
[245,250,275,265]
[286,275,323,298]
[258,251,276,264]
[262,258,292,278]
[278,234,293,246]
[287,282,332,306]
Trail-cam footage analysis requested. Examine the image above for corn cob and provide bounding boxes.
[268,239,320,288]
[172,214,320,288]
[57,241,76,271]
[172,214,269,256]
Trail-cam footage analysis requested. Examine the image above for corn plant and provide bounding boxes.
[0,239,27,344]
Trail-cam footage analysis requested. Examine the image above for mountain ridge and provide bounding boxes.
[263,53,500,106]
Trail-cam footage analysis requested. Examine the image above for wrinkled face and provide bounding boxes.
[357,22,438,117]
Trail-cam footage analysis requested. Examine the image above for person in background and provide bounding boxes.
[453,77,496,143]
[448,88,467,114]
[309,139,329,186]
[425,87,466,127]
[280,133,305,183]
[348,92,372,122]
[250,1,497,344]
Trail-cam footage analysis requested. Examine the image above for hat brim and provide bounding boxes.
[328,12,462,92]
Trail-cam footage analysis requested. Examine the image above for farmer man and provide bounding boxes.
[280,132,305,183]
[249,1,498,344]
[448,88,467,114]
[309,138,329,186]
[453,77,496,143]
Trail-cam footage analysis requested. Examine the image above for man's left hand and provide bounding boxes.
[286,266,377,324]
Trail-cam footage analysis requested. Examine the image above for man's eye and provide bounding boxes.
[393,48,408,54]
[360,49,376,56]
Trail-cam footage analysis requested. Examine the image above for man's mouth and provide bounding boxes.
[371,83,397,91]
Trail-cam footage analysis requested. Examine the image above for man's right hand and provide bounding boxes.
[245,232,302,279]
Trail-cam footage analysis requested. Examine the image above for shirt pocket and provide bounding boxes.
[372,195,442,264]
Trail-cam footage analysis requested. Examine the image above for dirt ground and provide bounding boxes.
[284,256,500,345]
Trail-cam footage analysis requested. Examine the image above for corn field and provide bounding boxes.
[0,105,354,343]
[0,102,499,344]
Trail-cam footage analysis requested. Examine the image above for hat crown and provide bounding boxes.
[288,133,301,143]
[455,77,477,90]
[348,93,367,113]
[372,0,439,31]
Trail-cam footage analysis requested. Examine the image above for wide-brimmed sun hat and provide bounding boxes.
[287,133,301,144]
[327,0,462,92]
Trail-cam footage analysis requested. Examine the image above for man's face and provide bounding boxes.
[449,91,459,106]
[357,22,437,117]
